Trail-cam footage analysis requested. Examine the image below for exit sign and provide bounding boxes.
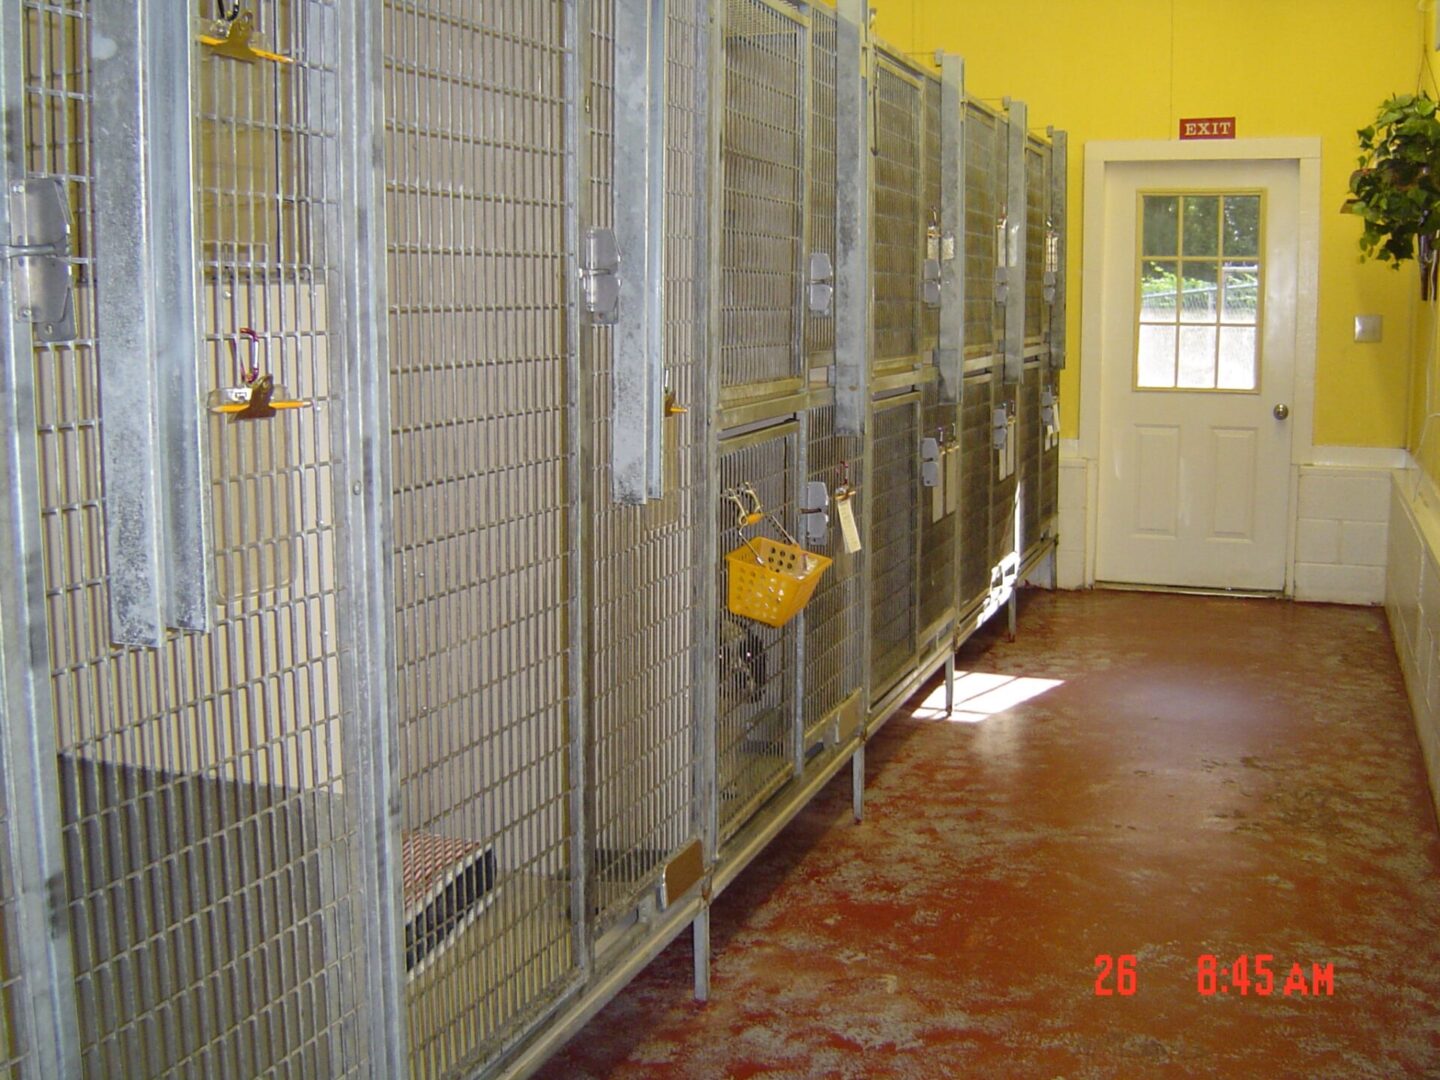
[1179,117,1236,140]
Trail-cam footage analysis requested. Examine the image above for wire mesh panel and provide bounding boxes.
[991,381,1019,570]
[717,434,797,842]
[1025,140,1047,341]
[869,401,918,697]
[20,2,375,1075]
[919,381,956,633]
[1018,365,1042,558]
[384,4,580,1074]
[720,0,805,392]
[583,0,707,936]
[920,73,942,351]
[963,102,1000,362]
[805,7,838,362]
[958,373,992,610]
[802,405,863,738]
[872,57,922,367]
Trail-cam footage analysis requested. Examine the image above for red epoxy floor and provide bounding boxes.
[539,590,1440,1079]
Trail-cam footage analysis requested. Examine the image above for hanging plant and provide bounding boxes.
[1343,93,1440,298]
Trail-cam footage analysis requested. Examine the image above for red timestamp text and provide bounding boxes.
[1197,954,1335,997]
[1094,953,1137,996]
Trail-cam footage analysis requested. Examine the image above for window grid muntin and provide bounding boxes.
[1134,190,1264,393]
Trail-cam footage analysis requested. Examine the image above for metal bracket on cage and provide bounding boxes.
[1003,100,1028,385]
[4,178,76,344]
[800,481,830,550]
[1041,387,1059,450]
[994,404,1017,480]
[581,227,620,324]
[922,256,942,308]
[1043,220,1060,305]
[198,10,294,65]
[808,252,835,315]
[921,437,942,488]
[1049,130,1069,371]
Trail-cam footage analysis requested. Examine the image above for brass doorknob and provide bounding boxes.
[1273,403,1290,420]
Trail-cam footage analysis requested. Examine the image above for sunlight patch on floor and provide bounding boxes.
[912,671,1065,723]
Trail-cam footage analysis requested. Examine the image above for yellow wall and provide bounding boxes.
[874,0,1424,447]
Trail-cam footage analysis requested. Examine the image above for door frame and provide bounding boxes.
[1079,138,1322,592]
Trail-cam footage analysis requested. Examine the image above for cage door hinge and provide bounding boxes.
[5,178,76,343]
[807,251,835,315]
[581,227,620,324]
[799,480,830,549]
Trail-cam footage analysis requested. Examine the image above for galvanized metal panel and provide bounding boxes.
[612,0,666,504]
[958,371,992,610]
[805,7,838,361]
[1024,140,1047,342]
[832,7,868,436]
[920,72,942,352]
[991,380,1019,571]
[962,101,999,363]
[1019,364,1042,558]
[1002,100,1027,385]
[1050,131,1069,371]
[719,0,805,392]
[585,0,707,937]
[869,400,917,698]
[935,55,964,403]
[802,404,863,736]
[871,55,922,368]
[918,381,957,633]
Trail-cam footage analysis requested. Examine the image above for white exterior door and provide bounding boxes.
[1095,159,1298,590]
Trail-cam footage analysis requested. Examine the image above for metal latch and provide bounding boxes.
[1043,220,1059,304]
[992,406,1010,452]
[993,213,1009,304]
[808,252,834,315]
[1041,387,1059,450]
[800,480,830,549]
[5,178,76,343]
[921,437,942,488]
[922,258,942,307]
[581,227,619,324]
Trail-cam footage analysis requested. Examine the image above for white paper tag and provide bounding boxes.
[838,494,861,554]
[945,446,961,515]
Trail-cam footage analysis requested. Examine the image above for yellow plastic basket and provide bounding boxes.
[724,537,832,628]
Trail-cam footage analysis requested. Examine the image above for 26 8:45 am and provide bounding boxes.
[1094,953,1335,997]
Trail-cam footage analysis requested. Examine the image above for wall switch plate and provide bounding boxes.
[1354,314,1383,344]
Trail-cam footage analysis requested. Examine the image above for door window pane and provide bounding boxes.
[1135,191,1262,391]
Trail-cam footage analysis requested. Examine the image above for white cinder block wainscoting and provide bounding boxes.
[1293,467,1391,604]
[1054,450,1394,602]
[1387,467,1440,818]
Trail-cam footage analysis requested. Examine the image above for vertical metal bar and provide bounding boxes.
[695,0,721,871]
[851,740,865,822]
[88,1,168,646]
[0,114,81,1080]
[944,651,954,717]
[936,55,964,403]
[0,8,81,1072]
[613,0,666,503]
[146,3,208,633]
[692,905,711,1002]
[1003,100,1028,385]
[566,0,595,985]
[335,1,407,1072]
[1050,130,1068,371]
[833,2,868,437]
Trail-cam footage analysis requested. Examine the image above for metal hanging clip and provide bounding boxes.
[199,6,294,65]
[208,328,312,421]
